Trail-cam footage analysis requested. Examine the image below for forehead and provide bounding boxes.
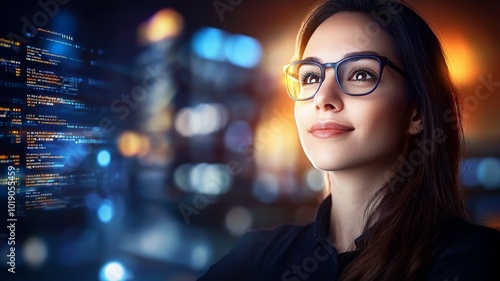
[303,12,398,63]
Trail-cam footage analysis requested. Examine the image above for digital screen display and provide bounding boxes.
[0,27,119,215]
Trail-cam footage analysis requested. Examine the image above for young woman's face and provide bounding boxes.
[295,12,413,173]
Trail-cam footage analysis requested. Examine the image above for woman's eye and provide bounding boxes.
[301,73,321,85]
[349,70,375,82]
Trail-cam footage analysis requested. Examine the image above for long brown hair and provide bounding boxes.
[295,0,471,280]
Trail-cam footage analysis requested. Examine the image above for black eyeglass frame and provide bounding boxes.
[283,54,406,101]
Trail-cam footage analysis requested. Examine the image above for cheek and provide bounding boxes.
[366,81,409,126]
[294,104,312,146]
[359,97,409,143]
[294,103,306,130]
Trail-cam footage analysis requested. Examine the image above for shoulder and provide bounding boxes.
[198,223,315,281]
[427,218,500,281]
[433,218,500,252]
[233,223,317,267]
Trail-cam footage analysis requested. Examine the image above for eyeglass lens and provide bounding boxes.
[285,57,382,100]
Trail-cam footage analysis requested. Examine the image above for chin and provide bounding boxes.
[311,162,345,172]
[306,149,367,172]
[301,138,362,172]
[308,155,348,172]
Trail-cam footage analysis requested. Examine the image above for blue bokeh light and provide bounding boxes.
[190,243,211,270]
[459,158,481,188]
[192,27,225,61]
[224,34,262,69]
[97,150,111,167]
[223,120,252,153]
[97,199,114,223]
[252,173,279,203]
[99,261,126,281]
[191,27,262,68]
[477,158,500,189]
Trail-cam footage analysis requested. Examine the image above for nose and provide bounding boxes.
[313,68,343,112]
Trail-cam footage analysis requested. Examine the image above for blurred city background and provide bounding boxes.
[0,0,499,280]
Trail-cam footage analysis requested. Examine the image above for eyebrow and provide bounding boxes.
[302,51,381,62]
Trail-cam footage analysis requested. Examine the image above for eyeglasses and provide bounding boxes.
[283,55,406,101]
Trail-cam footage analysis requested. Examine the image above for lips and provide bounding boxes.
[309,121,354,138]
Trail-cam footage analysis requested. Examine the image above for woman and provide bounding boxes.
[198,0,500,280]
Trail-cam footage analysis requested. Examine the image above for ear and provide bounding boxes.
[407,105,423,135]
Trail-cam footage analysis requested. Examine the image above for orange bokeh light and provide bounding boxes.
[118,131,150,157]
[441,34,479,85]
[137,8,183,46]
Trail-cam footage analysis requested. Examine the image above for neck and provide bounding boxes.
[327,168,389,253]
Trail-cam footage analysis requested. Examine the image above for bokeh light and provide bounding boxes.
[174,103,228,137]
[192,27,226,62]
[252,173,280,203]
[190,243,211,270]
[137,222,181,260]
[441,34,479,84]
[22,236,48,269]
[99,261,126,281]
[305,168,324,192]
[460,158,481,188]
[224,34,262,69]
[225,206,253,236]
[253,106,298,172]
[98,199,114,223]
[192,27,262,68]
[477,158,500,189]
[223,120,252,153]
[118,131,151,157]
[189,163,232,195]
[97,149,111,167]
[138,8,183,45]
[173,164,193,192]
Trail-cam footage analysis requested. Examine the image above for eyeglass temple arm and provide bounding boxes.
[385,59,407,78]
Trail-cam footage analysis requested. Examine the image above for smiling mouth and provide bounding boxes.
[309,121,354,138]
